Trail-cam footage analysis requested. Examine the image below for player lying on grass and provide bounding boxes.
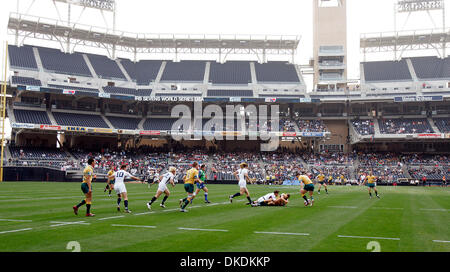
[252,192,290,207]
[73,158,96,217]
[147,167,176,209]
[297,171,315,207]
[113,164,142,213]
[362,171,380,199]
[229,162,253,205]
[251,190,280,206]
[179,162,201,212]
[191,164,211,204]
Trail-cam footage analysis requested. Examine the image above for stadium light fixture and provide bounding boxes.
[397,0,444,13]
[54,0,116,12]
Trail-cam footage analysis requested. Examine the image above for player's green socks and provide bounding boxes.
[325,188,328,193]
[76,200,86,208]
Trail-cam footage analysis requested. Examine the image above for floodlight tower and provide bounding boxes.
[313,0,348,91]
[395,0,446,57]
[14,0,117,57]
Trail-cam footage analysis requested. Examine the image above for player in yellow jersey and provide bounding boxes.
[296,171,315,207]
[179,162,201,212]
[73,158,96,217]
[105,164,115,197]
[363,171,380,199]
[317,171,328,195]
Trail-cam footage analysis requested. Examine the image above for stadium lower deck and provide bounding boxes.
[0,183,448,252]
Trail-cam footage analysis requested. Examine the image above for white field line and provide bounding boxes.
[97,215,125,221]
[178,227,229,232]
[111,224,156,229]
[0,228,33,234]
[0,219,33,222]
[50,221,90,227]
[338,235,400,241]
[370,207,404,210]
[254,231,310,236]
[420,208,449,212]
[432,240,450,243]
[134,212,154,216]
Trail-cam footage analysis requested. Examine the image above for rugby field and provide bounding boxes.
[0,182,448,252]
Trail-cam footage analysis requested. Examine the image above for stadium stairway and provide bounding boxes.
[32,47,47,86]
[402,164,412,179]
[138,117,146,130]
[82,54,105,92]
[428,118,441,133]
[154,61,167,84]
[373,119,381,136]
[250,62,258,84]
[6,105,16,124]
[406,59,419,83]
[47,109,58,126]
[115,59,133,83]
[100,115,115,129]
[203,62,211,84]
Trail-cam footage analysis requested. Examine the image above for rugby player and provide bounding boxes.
[147,167,176,209]
[229,163,253,205]
[363,171,380,199]
[268,193,290,206]
[179,162,201,212]
[317,171,329,195]
[114,164,142,213]
[105,164,115,197]
[73,158,96,217]
[297,171,315,207]
[251,190,280,207]
[192,164,210,204]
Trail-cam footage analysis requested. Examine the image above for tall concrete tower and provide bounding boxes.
[313,0,348,91]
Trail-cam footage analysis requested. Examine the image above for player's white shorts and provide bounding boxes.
[158,183,168,192]
[114,183,127,194]
[239,180,247,188]
[257,197,266,203]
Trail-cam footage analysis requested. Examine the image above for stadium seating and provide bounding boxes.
[8,45,38,70]
[103,86,152,97]
[143,118,182,131]
[48,84,99,93]
[209,61,252,84]
[434,118,450,133]
[107,116,141,130]
[12,76,42,86]
[254,61,300,83]
[9,146,68,161]
[280,119,328,133]
[161,61,206,82]
[120,59,162,85]
[14,109,51,125]
[378,118,433,134]
[409,56,450,79]
[352,120,375,135]
[52,112,109,128]
[38,47,92,77]
[86,53,126,80]
[363,60,412,82]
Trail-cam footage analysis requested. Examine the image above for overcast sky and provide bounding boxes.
[0,0,448,81]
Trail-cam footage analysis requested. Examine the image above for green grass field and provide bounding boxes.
[0,182,448,252]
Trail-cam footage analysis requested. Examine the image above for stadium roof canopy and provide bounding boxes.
[8,13,300,59]
[360,28,450,59]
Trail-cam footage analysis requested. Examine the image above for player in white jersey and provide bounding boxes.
[146,167,176,209]
[113,164,142,213]
[229,163,253,205]
[251,190,280,207]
